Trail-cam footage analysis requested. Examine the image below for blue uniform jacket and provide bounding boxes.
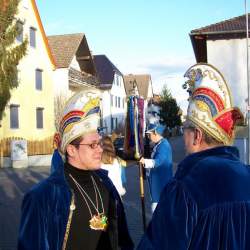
[147,138,173,202]
[138,146,250,250]
[18,150,134,250]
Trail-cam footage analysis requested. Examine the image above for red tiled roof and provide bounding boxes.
[48,33,84,68]
[191,14,249,34]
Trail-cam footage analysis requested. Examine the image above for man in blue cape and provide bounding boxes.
[140,123,173,213]
[137,63,250,249]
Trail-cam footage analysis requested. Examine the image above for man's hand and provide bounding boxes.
[139,157,145,165]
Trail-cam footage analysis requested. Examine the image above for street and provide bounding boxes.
[0,136,185,250]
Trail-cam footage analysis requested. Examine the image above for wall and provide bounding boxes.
[53,68,69,97]
[207,38,249,162]
[101,91,112,134]
[110,74,127,133]
[0,0,55,140]
[207,38,247,115]
[234,138,248,164]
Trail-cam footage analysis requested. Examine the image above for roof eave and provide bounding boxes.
[30,0,56,69]
[189,33,207,63]
[190,29,246,36]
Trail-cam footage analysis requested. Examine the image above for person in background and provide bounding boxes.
[137,63,250,250]
[101,135,126,197]
[18,91,133,250]
[139,123,173,213]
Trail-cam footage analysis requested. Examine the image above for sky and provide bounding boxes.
[36,0,247,112]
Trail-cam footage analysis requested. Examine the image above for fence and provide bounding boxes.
[0,136,54,157]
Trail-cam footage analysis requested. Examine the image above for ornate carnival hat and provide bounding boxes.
[54,90,101,153]
[183,63,244,145]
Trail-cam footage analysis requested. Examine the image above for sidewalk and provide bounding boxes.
[0,166,49,250]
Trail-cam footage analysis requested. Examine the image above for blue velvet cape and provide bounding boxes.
[18,150,134,250]
[147,138,173,202]
[138,146,250,249]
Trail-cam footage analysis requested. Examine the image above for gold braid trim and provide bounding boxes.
[62,193,75,250]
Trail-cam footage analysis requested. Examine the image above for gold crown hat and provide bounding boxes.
[183,63,244,145]
[54,90,101,153]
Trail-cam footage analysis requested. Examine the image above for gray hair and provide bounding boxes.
[183,120,224,146]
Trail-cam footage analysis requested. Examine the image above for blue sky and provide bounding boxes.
[36,0,246,112]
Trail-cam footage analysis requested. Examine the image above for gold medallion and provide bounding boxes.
[89,214,108,231]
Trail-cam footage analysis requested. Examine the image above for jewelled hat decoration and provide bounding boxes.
[55,90,101,153]
[183,63,244,145]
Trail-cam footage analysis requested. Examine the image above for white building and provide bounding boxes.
[190,13,249,163]
[48,33,99,98]
[93,55,127,134]
[47,33,100,128]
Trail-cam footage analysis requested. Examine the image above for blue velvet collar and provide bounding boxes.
[175,146,240,179]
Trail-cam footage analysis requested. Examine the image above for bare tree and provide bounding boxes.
[54,94,68,131]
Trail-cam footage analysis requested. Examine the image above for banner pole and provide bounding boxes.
[133,96,146,231]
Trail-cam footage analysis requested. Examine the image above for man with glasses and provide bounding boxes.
[18,91,134,250]
[137,63,250,249]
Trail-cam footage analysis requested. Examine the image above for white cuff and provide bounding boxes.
[144,159,155,169]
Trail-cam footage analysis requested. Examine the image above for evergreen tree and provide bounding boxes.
[0,0,27,121]
[159,85,182,128]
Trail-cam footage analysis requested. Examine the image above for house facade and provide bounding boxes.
[93,55,127,135]
[0,0,55,141]
[190,13,249,163]
[190,14,248,117]
[47,33,100,128]
[48,33,99,97]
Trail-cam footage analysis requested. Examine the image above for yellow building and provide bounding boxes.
[0,0,55,141]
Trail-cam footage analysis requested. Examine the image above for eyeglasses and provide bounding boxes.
[72,141,103,149]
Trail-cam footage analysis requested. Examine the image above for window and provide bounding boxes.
[118,97,120,108]
[10,105,19,129]
[35,69,43,90]
[111,116,113,130]
[111,117,118,130]
[111,94,113,106]
[116,75,119,86]
[16,21,24,42]
[29,27,36,47]
[36,108,44,129]
[115,96,117,107]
